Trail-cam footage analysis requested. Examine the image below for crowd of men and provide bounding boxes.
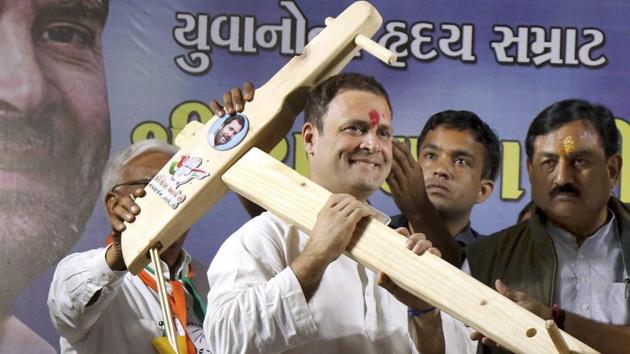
[1,0,628,353]
[47,73,629,354]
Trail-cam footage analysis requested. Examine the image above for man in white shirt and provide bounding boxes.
[48,140,210,354]
[205,73,442,354]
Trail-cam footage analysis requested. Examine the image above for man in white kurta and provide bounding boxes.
[206,212,414,353]
[205,73,443,354]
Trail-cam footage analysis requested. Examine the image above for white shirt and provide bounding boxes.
[205,212,417,354]
[547,213,629,324]
[48,247,210,354]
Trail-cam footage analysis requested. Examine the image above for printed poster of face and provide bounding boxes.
[208,113,249,151]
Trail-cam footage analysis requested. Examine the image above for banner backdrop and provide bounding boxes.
[2,0,629,351]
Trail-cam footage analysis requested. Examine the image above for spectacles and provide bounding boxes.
[110,178,154,192]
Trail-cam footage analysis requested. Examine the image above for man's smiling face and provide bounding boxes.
[304,89,392,201]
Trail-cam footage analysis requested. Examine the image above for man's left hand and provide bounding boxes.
[470,279,551,346]
[495,279,551,319]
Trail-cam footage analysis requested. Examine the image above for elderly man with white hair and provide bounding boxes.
[48,140,210,354]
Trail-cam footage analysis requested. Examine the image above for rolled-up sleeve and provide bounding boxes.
[47,247,126,344]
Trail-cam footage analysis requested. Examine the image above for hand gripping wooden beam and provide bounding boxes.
[221,148,598,354]
[121,1,391,274]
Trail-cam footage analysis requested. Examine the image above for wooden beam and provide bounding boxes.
[221,148,598,354]
[546,320,571,354]
[121,1,394,274]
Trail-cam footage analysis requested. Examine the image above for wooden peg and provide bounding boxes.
[355,34,397,64]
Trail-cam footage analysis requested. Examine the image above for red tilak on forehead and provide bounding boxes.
[369,109,380,127]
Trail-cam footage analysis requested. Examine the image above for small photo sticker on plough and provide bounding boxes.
[208,113,250,151]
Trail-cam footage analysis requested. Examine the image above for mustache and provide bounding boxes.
[550,183,581,198]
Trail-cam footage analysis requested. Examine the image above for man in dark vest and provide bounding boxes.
[463,99,629,353]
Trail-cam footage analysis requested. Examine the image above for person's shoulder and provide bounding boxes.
[56,247,108,267]
[467,221,530,253]
[465,221,533,282]
[210,212,303,274]
[488,220,530,239]
[239,211,294,234]
[611,197,630,218]
[223,211,300,252]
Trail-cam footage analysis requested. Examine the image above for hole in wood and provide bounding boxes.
[480,300,487,306]
[525,328,537,337]
[300,182,307,187]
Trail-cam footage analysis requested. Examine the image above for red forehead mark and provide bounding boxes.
[369,109,380,127]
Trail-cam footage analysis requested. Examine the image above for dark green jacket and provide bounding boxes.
[465,197,630,353]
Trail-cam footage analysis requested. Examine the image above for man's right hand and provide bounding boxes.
[290,194,374,300]
[307,194,374,264]
[105,187,145,271]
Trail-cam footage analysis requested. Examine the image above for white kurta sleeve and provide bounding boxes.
[205,215,318,354]
[47,247,127,344]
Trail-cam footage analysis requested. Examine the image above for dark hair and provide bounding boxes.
[418,110,501,181]
[525,99,619,160]
[304,73,391,132]
[223,115,245,128]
